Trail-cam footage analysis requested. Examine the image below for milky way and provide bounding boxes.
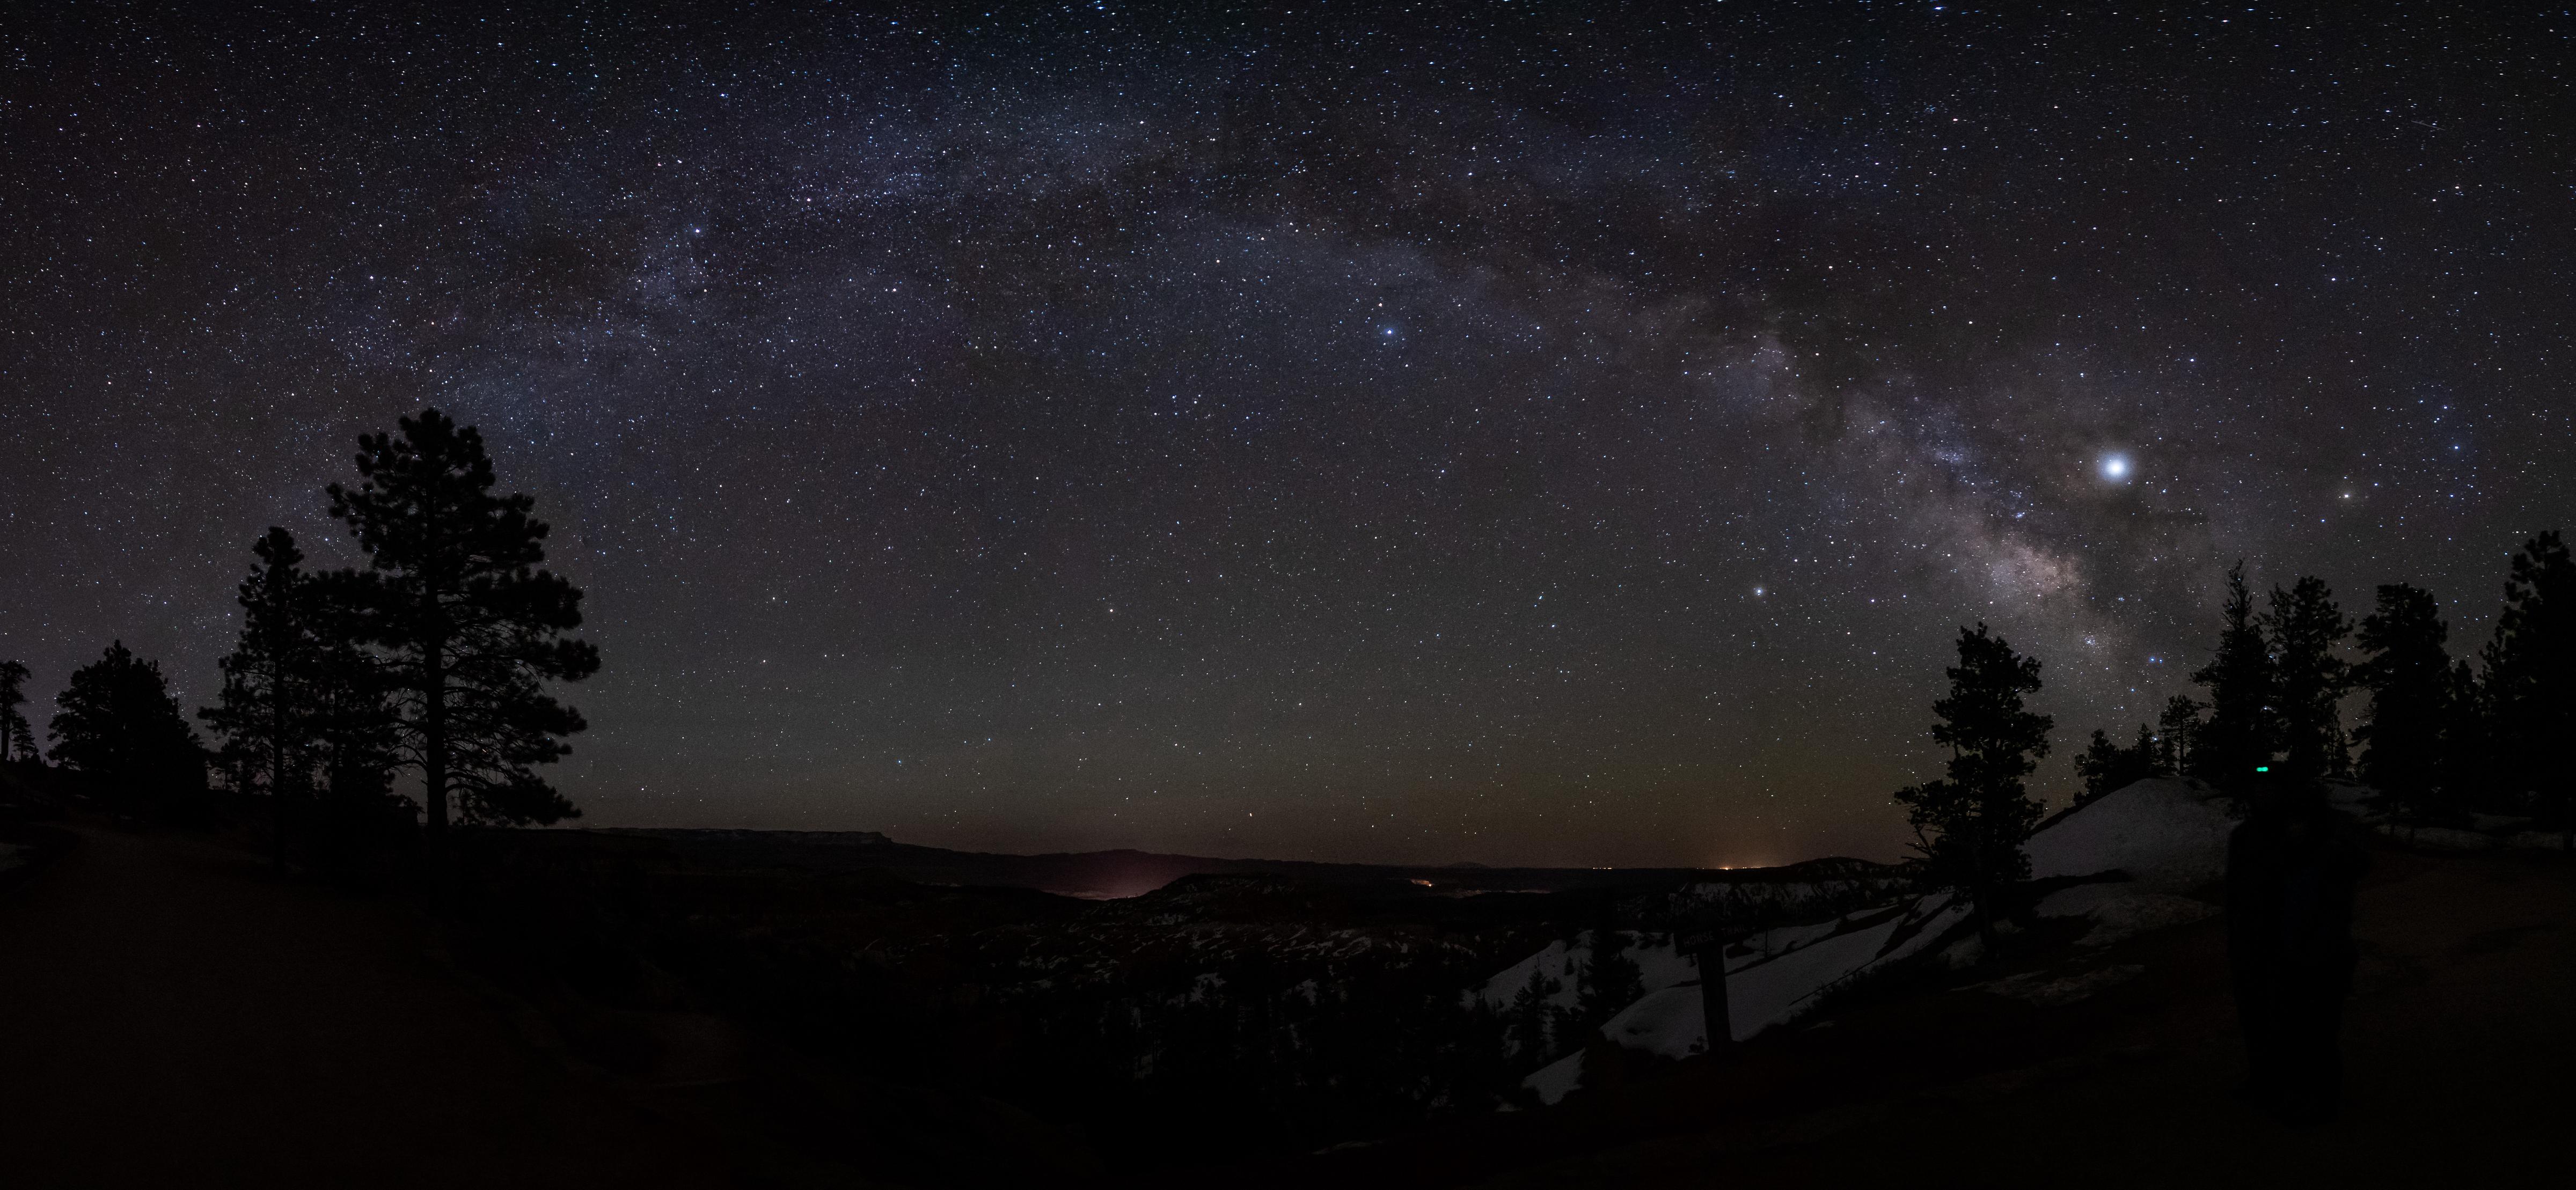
[3,5,2567,865]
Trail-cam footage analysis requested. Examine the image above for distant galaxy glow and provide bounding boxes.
[0,5,2565,868]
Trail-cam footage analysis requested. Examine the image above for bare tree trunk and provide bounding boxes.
[1699,947,1733,1053]
[271,687,287,873]
[423,633,447,841]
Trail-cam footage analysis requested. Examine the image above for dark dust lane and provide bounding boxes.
[0,825,736,1188]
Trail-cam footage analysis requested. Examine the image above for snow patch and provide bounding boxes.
[1725,916,1848,971]
[2391,826,2496,851]
[1979,963,2145,1007]
[1600,984,1709,1060]
[1517,895,1972,1104]
[1506,776,2259,1107]
[1524,1050,1586,1105]
[1469,930,1696,1010]
[2035,883,2218,947]
[2026,777,2237,890]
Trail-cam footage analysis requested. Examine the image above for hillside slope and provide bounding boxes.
[1290,816,2574,1186]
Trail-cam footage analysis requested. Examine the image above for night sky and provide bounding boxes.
[3,4,2567,867]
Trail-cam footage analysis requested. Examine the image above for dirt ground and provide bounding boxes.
[0,821,741,1188]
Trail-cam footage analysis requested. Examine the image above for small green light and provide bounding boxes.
[2255,766,2270,773]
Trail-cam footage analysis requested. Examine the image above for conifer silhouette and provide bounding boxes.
[0,659,33,763]
[2441,657,2491,813]
[327,409,598,836]
[308,567,407,850]
[2263,576,2353,790]
[2074,725,2157,803]
[2155,694,2205,774]
[203,528,325,868]
[1893,623,2054,944]
[2482,531,2575,844]
[1573,930,1645,1031]
[2191,562,2277,787]
[49,642,205,808]
[2354,583,2453,825]
[1505,964,1564,1062]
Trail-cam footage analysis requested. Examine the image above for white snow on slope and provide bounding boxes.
[2025,777,2237,891]
[1600,985,1709,1060]
[2035,882,2218,947]
[1469,930,1697,1010]
[1510,776,2250,1105]
[1725,916,1852,971]
[1525,1049,1586,1104]
[1723,895,1962,1043]
[1524,895,1968,1103]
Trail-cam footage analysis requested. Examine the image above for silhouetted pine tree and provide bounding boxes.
[202,528,325,868]
[49,642,206,809]
[2191,562,2277,787]
[1893,623,2054,943]
[2441,658,2491,811]
[0,659,34,763]
[1505,965,1564,1062]
[2354,583,2453,825]
[2265,576,2353,791]
[1574,930,1645,1030]
[2482,531,2575,842]
[2156,694,2204,774]
[327,409,599,836]
[2074,725,2158,803]
[308,568,407,853]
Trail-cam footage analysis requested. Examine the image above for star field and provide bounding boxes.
[3,3,2568,866]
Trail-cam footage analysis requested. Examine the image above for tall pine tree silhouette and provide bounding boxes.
[2264,576,2352,790]
[2482,531,2575,845]
[328,409,599,838]
[2156,694,2205,774]
[2191,562,2276,787]
[49,642,205,808]
[1893,623,2054,944]
[202,528,341,869]
[2354,584,2453,825]
[1573,930,1646,1032]
[2441,658,2491,814]
[0,659,33,763]
[1505,965,1565,1063]
[306,568,406,848]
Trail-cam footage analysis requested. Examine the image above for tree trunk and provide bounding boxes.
[1696,945,1733,1054]
[423,635,447,841]
[422,595,448,844]
[271,683,287,873]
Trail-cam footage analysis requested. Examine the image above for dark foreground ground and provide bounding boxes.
[0,822,737,1188]
[1,818,2568,1187]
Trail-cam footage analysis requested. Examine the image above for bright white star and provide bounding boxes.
[2101,453,2131,481]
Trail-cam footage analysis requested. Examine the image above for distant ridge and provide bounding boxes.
[590,827,1900,900]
